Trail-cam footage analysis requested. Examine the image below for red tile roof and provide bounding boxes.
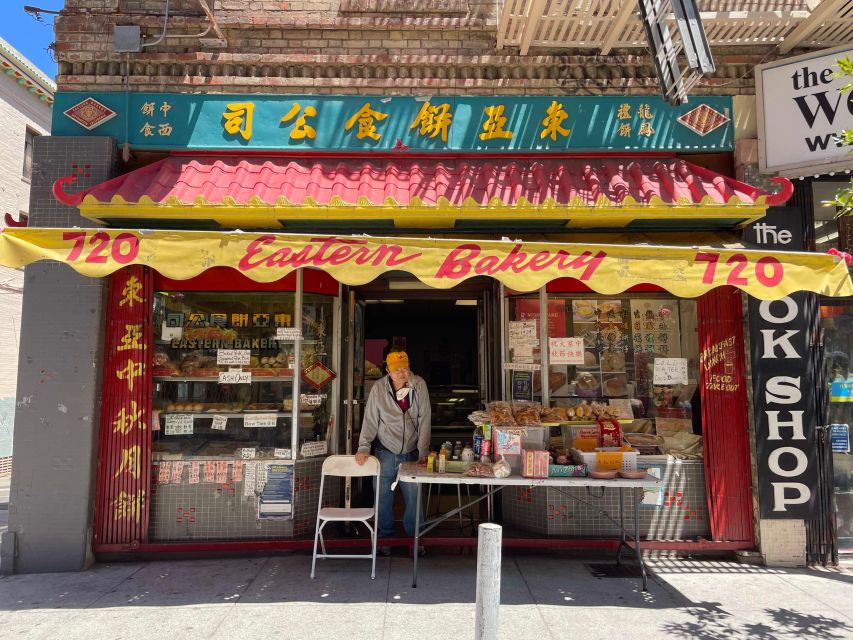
[54,156,792,210]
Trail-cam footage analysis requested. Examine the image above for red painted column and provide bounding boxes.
[698,286,755,544]
[93,266,153,547]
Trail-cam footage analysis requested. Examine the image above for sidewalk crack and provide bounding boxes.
[513,556,558,640]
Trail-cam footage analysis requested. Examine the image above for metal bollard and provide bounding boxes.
[475,522,502,640]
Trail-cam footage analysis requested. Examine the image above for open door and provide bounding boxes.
[341,287,366,508]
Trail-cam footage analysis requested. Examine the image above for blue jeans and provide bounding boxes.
[374,447,421,539]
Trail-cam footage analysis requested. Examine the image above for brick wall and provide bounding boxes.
[53,0,772,96]
[0,74,51,221]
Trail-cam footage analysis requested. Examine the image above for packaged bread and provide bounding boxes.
[487,401,516,426]
[512,402,542,427]
[540,406,567,423]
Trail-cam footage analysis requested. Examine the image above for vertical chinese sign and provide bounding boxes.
[94,266,153,548]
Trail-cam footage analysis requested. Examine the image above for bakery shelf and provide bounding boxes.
[158,411,314,418]
[153,376,294,382]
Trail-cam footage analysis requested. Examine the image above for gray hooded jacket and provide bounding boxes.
[358,373,431,458]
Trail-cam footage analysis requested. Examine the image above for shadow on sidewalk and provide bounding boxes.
[660,603,853,640]
[0,548,851,636]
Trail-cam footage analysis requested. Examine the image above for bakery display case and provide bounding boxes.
[151,290,336,461]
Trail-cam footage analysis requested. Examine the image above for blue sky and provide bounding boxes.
[0,1,64,80]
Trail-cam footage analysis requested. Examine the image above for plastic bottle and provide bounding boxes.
[438,447,447,473]
[427,451,436,473]
[453,441,462,460]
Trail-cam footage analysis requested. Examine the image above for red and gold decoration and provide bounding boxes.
[93,266,154,548]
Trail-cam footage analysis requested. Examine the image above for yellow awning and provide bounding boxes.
[0,228,850,300]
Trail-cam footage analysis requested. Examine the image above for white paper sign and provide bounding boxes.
[276,327,303,340]
[503,362,540,371]
[653,357,689,385]
[239,447,257,459]
[508,321,537,347]
[211,415,228,431]
[245,413,278,428]
[549,337,585,365]
[164,414,193,435]
[300,393,325,407]
[243,462,257,496]
[300,441,328,458]
[274,448,292,459]
[513,344,534,363]
[161,322,183,341]
[219,370,252,384]
[217,349,251,365]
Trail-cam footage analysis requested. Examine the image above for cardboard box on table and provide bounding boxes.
[493,426,548,473]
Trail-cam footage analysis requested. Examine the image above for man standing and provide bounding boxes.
[355,351,431,554]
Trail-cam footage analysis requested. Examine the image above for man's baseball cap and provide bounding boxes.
[386,351,410,372]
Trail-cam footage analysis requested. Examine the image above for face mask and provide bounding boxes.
[395,386,411,401]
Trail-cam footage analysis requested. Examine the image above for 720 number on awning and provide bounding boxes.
[695,252,783,287]
[63,231,140,264]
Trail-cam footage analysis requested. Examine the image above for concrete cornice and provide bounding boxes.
[0,36,55,107]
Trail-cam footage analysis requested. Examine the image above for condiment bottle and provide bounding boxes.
[438,447,447,473]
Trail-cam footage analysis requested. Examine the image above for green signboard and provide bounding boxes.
[53,92,733,153]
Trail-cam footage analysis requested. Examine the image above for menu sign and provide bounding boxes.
[630,300,681,357]
[244,414,278,428]
[217,349,251,365]
[164,414,193,435]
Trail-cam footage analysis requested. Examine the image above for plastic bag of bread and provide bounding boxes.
[492,456,512,478]
[488,401,516,426]
[463,462,495,478]
[540,405,567,423]
[512,402,542,426]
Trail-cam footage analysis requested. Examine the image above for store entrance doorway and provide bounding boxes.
[342,277,498,515]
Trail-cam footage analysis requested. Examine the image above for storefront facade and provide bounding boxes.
[2,1,852,574]
[3,95,850,567]
[756,46,853,562]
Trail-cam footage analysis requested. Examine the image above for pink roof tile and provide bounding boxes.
[54,155,792,209]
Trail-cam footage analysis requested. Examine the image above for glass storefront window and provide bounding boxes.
[505,293,701,456]
[821,302,853,554]
[151,290,336,461]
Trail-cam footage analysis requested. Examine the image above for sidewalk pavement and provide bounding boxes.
[0,549,850,640]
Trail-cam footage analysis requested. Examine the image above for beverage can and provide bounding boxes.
[481,439,491,457]
[473,434,483,455]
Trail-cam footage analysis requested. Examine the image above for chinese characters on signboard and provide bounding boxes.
[56,93,734,153]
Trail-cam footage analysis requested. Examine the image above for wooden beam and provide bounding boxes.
[778,0,847,54]
[601,0,639,55]
[519,0,547,55]
[496,0,516,49]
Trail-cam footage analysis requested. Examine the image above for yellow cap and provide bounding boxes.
[386,351,410,372]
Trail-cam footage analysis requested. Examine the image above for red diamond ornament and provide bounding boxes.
[64,97,117,131]
[301,361,336,390]
[677,104,730,137]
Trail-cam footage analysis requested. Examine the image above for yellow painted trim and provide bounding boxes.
[79,201,769,229]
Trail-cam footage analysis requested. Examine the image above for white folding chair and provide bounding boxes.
[311,454,381,579]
